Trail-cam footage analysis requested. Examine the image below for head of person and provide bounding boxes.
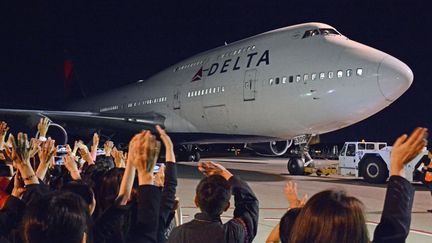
[288,189,368,243]
[22,191,91,243]
[194,175,231,217]
[95,155,114,171]
[95,167,124,216]
[62,181,96,215]
[279,207,301,243]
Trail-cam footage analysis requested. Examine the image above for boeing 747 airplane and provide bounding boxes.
[0,23,413,174]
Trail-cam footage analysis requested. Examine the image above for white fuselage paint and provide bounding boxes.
[69,23,413,143]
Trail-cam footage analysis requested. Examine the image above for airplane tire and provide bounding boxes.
[187,154,195,162]
[287,158,304,175]
[362,157,388,184]
[193,151,201,162]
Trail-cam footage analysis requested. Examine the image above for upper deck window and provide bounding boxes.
[302,28,340,39]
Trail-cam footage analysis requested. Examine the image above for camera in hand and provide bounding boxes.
[55,145,68,165]
[153,163,163,173]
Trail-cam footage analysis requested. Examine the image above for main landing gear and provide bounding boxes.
[287,134,314,175]
[177,145,201,162]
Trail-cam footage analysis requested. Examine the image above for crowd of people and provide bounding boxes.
[0,118,430,243]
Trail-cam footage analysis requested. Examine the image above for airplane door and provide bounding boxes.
[173,88,181,110]
[243,69,257,101]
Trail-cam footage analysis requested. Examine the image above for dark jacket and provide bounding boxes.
[0,183,49,243]
[157,162,178,243]
[167,176,259,243]
[126,185,162,243]
[373,176,415,243]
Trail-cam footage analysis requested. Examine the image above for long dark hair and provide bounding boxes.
[288,189,369,243]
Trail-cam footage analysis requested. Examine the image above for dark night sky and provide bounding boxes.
[0,0,431,143]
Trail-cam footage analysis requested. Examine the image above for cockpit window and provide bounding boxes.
[302,28,340,39]
[302,29,320,38]
[319,28,339,35]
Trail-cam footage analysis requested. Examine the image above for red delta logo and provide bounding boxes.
[191,67,203,82]
[191,50,270,82]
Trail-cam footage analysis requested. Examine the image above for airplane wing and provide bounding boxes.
[0,108,165,142]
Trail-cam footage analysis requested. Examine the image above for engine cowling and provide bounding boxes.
[245,140,293,156]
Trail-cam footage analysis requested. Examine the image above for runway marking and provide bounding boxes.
[182,207,432,237]
[181,206,288,210]
[365,220,432,237]
[261,218,432,237]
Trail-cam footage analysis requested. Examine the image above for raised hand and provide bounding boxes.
[35,138,55,181]
[284,181,307,208]
[71,141,79,156]
[29,138,41,159]
[11,171,26,199]
[90,133,100,162]
[154,164,166,187]
[391,127,428,177]
[128,131,161,173]
[64,153,81,180]
[104,140,114,157]
[37,117,50,139]
[92,133,99,149]
[112,147,126,168]
[5,133,34,167]
[38,138,56,164]
[77,140,93,164]
[4,133,39,185]
[156,125,175,162]
[0,121,9,150]
[198,161,233,180]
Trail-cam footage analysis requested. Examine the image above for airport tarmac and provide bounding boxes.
[175,156,432,243]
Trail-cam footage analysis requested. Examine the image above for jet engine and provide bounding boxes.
[245,140,293,156]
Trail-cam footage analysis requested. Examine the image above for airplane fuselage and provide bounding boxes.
[68,23,413,144]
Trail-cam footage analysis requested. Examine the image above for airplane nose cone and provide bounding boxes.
[377,56,413,101]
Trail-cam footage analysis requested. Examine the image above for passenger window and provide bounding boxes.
[328,71,334,79]
[217,87,220,92]
[275,77,280,85]
[187,92,191,97]
[303,74,309,81]
[296,75,301,82]
[347,69,352,77]
[337,70,343,78]
[319,72,325,79]
[358,143,365,150]
[289,76,294,83]
[282,77,287,84]
[378,144,386,149]
[221,87,225,92]
[311,73,317,80]
[346,144,356,156]
[269,78,274,85]
[356,68,363,76]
